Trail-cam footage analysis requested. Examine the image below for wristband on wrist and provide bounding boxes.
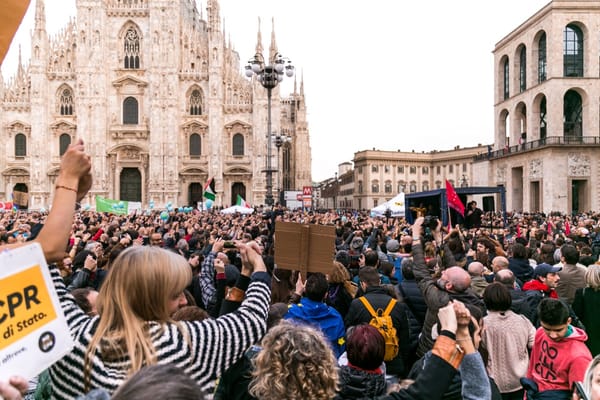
[56,184,77,193]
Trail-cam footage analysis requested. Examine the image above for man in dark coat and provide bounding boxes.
[345,266,411,378]
[410,217,486,358]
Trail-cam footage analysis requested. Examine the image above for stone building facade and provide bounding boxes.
[346,145,487,210]
[475,0,600,213]
[1,0,311,209]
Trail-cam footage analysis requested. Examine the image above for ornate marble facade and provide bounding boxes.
[0,0,312,209]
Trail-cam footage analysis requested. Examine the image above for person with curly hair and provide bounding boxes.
[248,320,340,400]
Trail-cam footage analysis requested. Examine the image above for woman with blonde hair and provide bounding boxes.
[49,242,271,399]
[573,263,600,356]
[249,320,340,400]
[582,354,600,400]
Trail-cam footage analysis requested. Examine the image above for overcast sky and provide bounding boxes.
[2,0,550,182]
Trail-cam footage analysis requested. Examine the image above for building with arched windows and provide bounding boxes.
[0,0,312,209]
[473,0,600,213]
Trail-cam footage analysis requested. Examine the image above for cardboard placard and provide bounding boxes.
[274,222,336,276]
[0,243,73,380]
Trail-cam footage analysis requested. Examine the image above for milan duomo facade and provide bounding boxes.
[0,0,312,209]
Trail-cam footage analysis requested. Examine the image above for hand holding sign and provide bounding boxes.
[0,375,28,400]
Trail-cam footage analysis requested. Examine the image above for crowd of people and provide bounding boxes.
[2,141,600,399]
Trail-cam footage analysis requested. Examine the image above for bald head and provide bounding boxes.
[494,268,516,288]
[443,266,471,293]
[491,256,509,273]
[468,262,485,277]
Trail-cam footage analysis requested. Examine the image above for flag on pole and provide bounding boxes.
[565,220,571,236]
[203,178,216,201]
[516,224,521,238]
[445,180,465,215]
[236,194,250,208]
[547,221,553,235]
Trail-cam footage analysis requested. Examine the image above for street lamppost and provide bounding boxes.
[333,172,338,211]
[272,132,292,204]
[245,52,294,207]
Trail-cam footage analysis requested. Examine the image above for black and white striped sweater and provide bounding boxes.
[48,266,271,399]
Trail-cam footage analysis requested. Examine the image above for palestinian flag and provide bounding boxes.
[203,177,216,201]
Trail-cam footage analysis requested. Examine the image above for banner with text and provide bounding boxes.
[0,243,73,380]
[95,195,141,215]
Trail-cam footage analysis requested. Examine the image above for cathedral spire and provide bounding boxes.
[300,69,304,97]
[34,0,47,33]
[255,17,263,56]
[17,45,24,78]
[294,75,297,94]
[207,0,221,33]
[269,17,278,63]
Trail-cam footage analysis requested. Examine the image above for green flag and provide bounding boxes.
[95,195,128,215]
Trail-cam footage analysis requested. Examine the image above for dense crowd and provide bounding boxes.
[1,141,600,400]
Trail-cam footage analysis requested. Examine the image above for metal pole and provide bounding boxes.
[266,88,274,207]
[277,142,281,203]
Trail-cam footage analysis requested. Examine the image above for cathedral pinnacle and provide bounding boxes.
[207,0,221,32]
[35,0,47,33]
[269,17,278,63]
[255,17,264,55]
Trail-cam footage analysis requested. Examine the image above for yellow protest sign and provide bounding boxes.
[0,265,57,349]
[0,243,73,380]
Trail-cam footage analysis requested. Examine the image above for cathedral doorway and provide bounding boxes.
[188,183,203,207]
[231,182,246,206]
[120,168,141,201]
[13,183,28,209]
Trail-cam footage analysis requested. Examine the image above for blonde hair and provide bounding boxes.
[583,354,600,396]
[249,321,339,400]
[328,261,351,283]
[84,246,191,388]
[586,264,600,290]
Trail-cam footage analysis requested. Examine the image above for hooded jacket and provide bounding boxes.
[285,297,346,358]
[335,365,386,399]
[526,326,592,393]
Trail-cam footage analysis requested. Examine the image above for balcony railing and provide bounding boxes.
[474,136,600,161]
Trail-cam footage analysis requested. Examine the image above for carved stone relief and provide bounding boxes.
[529,159,542,179]
[495,166,506,183]
[568,153,590,176]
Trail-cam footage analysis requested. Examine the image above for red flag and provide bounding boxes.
[565,220,571,236]
[445,180,465,215]
[547,221,552,235]
[516,224,521,238]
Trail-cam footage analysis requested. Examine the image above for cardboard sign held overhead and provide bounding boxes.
[274,222,336,276]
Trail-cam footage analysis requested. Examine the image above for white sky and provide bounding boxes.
[2,0,550,182]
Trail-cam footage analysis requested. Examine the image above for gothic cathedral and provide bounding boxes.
[0,0,312,209]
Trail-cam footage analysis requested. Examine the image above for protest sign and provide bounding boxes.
[274,221,336,276]
[0,243,73,380]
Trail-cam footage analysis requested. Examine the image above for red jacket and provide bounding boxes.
[527,326,591,392]
[522,279,558,298]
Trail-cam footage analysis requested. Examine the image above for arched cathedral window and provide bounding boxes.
[123,97,139,124]
[15,134,26,157]
[190,134,201,157]
[232,134,244,156]
[190,90,202,115]
[59,88,74,115]
[124,28,140,69]
[59,134,71,156]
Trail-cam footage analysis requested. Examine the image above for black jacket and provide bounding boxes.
[345,287,411,377]
[397,279,427,325]
[335,365,386,399]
